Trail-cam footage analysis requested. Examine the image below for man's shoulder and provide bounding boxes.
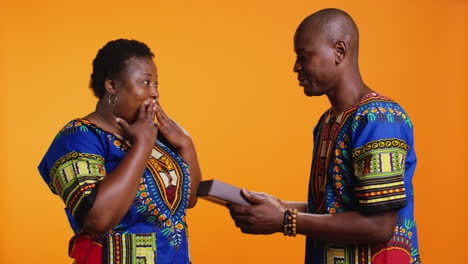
[355,92,399,109]
[354,93,410,121]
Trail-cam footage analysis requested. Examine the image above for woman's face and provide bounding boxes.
[113,56,159,123]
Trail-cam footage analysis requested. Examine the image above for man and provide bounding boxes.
[229,8,421,264]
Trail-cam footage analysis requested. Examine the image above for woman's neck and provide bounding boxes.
[84,99,125,138]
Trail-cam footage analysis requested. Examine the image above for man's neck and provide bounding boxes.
[326,71,373,113]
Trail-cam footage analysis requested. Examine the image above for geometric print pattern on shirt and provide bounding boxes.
[305,93,421,264]
[49,151,105,220]
[131,141,190,250]
[310,111,349,214]
[107,126,191,251]
[39,118,192,264]
[353,138,408,212]
[103,233,157,264]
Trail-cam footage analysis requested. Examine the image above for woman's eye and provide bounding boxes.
[143,80,150,85]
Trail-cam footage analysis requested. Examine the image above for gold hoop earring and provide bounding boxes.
[108,93,118,106]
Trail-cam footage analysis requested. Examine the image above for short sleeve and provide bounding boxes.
[351,104,413,213]
[38,122,107,225]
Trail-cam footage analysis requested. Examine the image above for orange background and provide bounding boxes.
[0,0,466,263]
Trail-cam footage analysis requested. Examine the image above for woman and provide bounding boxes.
[38,39,201,264]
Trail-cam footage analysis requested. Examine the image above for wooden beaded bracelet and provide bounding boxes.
[283,208,298,237]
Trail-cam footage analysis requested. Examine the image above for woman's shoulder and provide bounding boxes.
[54,118,106,140]
[39,118,108,184]
[42,119,108,165]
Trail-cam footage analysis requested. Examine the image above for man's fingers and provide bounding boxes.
[241,189,266,205]
[230,204,263,235]
[233,216,249,228]
[251,191,272,198]
[229,205,250,217]
[231,214,254,230]
[240,226,257,234]
[238,224,257,234]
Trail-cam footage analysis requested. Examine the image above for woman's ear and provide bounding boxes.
[104,77,116,95]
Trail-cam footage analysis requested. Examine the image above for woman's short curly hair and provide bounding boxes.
[90,39,155,99]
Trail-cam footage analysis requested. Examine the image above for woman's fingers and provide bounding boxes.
[155,102,163,123]
[156,102,177,134]
[155,122,164,132]
[155,101,170,123]
[137,100,149,120]
[116,117,130,132]
[116,100,159,144]
[145,100,156,122]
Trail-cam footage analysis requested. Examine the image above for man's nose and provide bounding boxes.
[293,60,301,72]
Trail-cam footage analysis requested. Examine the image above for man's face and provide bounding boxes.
[293,27,337,97]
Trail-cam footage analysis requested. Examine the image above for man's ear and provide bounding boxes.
[104,77,116,95]
[335,41,346,65]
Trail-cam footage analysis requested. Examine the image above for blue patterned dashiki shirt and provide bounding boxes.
[38,118,192,264]
[305,93,421,264]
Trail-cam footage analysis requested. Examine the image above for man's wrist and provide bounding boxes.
[283,208,298,237]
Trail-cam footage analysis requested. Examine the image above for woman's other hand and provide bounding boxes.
[116,99,158,146]
[155,101,192,150]
[154,101,201,208]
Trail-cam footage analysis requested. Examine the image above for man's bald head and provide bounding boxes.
[293,9,363,97]
[296,8,360,61]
